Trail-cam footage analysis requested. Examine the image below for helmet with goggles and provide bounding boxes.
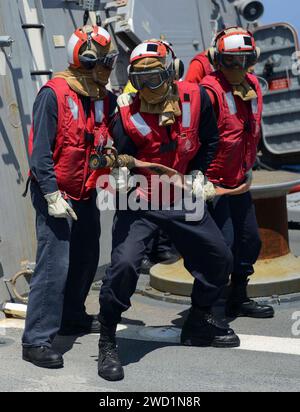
[212,27,259,70]
[128,40,181,90]
[67,25,118,70]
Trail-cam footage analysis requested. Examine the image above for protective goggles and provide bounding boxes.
[218,52,257,69]
[129,68,172,90]
[79,52,119,70]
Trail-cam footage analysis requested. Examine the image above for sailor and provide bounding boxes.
[97,39,240,382]
[22,25,118,368]
[200,27,274,318]
[123,80,180,274]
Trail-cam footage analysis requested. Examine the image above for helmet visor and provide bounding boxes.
[129,68,170,90]
[219,52,257,69]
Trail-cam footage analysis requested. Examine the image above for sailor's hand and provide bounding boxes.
[214,171,253,197]
[44,191,77,220]
[111,167,131,193]
[230,170,253,195]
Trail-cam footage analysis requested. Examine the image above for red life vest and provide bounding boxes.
[201,71,262,188]
[118,81,201,200]
[28,78,111,200]
[191,52,213,77]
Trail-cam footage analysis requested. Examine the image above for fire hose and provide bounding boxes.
[87,146,253,196]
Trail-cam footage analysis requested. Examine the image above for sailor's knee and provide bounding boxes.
[213,237,234,270]
[107,253,140,285]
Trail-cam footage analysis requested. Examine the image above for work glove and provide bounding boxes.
[44,191,77,221]
[189,170,217,201]
[203,176,217,201]
[189,170,204,198]
[110,167,131,193]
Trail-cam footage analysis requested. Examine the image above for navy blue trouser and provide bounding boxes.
[208,191,262,279]
[144,229,176,258]
[99,207,233,326]
[22,181,100,347]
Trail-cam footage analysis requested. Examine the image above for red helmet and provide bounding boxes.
[67,25,111,68]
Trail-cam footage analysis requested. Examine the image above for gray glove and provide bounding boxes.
[44,191,77,221]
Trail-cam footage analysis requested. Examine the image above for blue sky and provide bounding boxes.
[261,0,300,36]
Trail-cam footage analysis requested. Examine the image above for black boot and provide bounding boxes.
[58,314,101,335]
[98,324,124,381]
[180,307,240,348]
[226,277,274,318]
[22,346,63,368]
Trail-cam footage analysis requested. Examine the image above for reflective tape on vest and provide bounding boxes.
[182,102,191,128]
[68,97,78,120]
[95,100,104,123]
[130,113,151,136]
[251,98,258,114]
[225,92,237,115]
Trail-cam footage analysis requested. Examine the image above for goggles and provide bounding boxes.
[218,51,257,70]
[129,68,173,90]
[79,52,119,70]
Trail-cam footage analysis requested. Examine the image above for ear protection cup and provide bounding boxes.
[160,42,184,80]
[173,58,184,80]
